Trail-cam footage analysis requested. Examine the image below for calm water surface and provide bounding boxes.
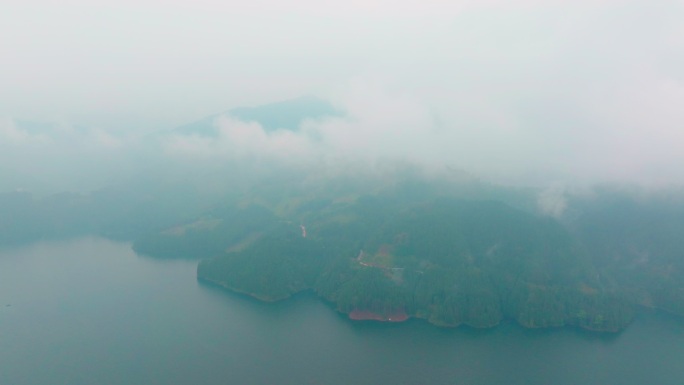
[1,237,684,385]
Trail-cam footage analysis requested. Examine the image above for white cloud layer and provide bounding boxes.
[1,0,684,191]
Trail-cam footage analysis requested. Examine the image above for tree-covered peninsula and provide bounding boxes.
[192,197,634,331]
[127,175,672,334]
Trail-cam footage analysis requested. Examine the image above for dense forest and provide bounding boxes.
[2,175,683,332]
[191,194,637,332]
[121,178,681,332]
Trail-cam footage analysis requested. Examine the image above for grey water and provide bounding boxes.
[1,237,684,385]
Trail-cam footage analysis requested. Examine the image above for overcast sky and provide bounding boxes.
[1,0,683,189]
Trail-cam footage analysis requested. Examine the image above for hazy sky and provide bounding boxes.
[1,0,683,189]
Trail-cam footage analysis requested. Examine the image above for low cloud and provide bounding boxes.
[0,118,49,145]
[163,85,443,177]
[2,0,684,193]
[166,117,315,163]
[537,185,568,218]
[0,118,140,193]
[162,68,684,190]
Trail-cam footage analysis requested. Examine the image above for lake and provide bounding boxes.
[1,237,684,385]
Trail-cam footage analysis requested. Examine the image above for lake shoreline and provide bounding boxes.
[196,276,653,333]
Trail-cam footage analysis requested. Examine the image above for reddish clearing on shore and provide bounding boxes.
[348,309,409,322]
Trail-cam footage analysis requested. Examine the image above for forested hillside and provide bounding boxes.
[2,175,682,332]
[181,189,652,332]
